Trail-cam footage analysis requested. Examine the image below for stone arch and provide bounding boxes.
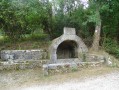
[57,40,78,59]
[49,27,88,63]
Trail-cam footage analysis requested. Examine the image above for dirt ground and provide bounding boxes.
[0,67,119,90]
[20,71,119,90]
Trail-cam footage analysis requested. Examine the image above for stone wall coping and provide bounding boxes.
[1,49,45,52]
[0,49,48,61]
[43,61,102,69]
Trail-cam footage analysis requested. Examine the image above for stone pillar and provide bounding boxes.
[50,48,57,63]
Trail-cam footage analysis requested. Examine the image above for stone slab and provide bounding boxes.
[63,27,76,35]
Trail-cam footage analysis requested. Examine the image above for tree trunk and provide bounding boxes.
[91,10,101,51]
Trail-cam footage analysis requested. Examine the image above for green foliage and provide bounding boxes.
[1,0,28,39]
[83,54,86,62]
[0,0,49,40]
[0,0,93,40]
[29,34,49,41]
[71,67,78,72]
[1,0,119,59]
[103,38,119,58]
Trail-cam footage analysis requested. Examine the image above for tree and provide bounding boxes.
[87,0,109,51]
[0,0,46,40]
[89,0,102,51]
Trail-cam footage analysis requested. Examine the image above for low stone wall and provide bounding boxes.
[0,60,48,70]
[86,54,106,62]
[0,50,48,61]
[43,62,103,75]
[42,54,115,75]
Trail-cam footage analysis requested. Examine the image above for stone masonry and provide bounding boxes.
[1,49,48,61]
[49,27,88,63]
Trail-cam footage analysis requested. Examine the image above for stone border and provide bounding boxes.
[43,61,103,75]
[0,60,48,70]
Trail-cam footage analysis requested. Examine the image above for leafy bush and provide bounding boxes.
[0,0,45,41]
[102,38,119,58]
[29,34,49,41]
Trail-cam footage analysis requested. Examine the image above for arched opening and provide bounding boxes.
[57,40,78,59]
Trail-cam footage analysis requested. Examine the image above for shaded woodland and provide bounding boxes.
[1,0,119,58]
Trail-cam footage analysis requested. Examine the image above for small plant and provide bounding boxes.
[18,45,22,50]
[110,63,119,68]
[102,38,119,58]
[85,63,89,68]
[71,67,78,72]
[83,53,86,62]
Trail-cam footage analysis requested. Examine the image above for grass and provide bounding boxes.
[0,40,50,50]
[0,36,4,40]
[14,41,48,49]
[0,34,51,50]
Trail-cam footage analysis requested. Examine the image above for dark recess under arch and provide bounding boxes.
[57,40,78,59]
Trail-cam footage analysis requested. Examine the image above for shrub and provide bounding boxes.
[102,38,119,58]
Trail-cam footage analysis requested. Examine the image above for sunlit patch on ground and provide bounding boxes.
[0,66,118,90]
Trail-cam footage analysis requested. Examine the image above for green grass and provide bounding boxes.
[0,40,51,50]
[0,34,51,50]
[0,36,4,40]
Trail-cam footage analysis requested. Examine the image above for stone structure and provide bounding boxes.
[43,27,98,75]
[0,27,114,72]
[43,61,103,75]
[1,49,47,61]
[49,27,88,63]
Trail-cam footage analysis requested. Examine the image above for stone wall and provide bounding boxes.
[0,49,48,61]
[0,60,48,70]
[43,62,103,75]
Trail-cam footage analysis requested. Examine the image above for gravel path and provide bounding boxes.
[19,72,119,90]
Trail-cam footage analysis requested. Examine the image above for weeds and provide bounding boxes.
[102,38,119,58]
[0,34,50,50]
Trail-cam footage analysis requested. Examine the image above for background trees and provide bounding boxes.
[1,0,119,57]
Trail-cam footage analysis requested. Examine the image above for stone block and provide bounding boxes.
[63,27,76,35]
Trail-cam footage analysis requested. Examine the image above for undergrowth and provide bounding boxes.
[0,34,51,50]
[102,38,119,58]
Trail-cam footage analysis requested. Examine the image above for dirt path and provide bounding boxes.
[17,71,119,90]
[0,67,119,90]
